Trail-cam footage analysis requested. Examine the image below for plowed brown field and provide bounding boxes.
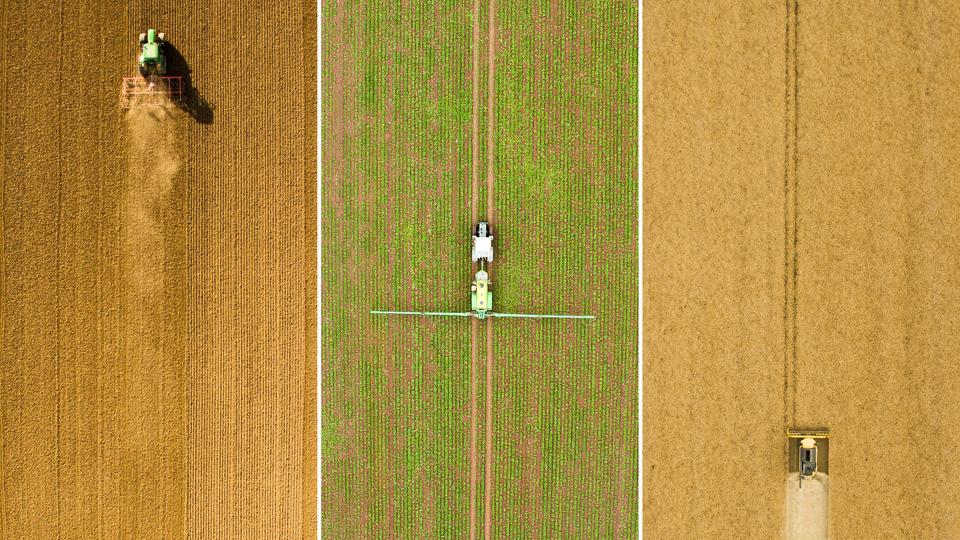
[0,1,316,537]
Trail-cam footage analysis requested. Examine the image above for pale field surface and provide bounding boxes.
[0,1,317,538]
[784,473,827,540]
[644,1,787,537]
[797,2,960,537]
[646,1,960,538]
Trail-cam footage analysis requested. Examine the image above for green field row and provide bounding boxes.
[322,1,637,537]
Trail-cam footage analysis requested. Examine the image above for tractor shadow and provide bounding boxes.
[164,42,214,124]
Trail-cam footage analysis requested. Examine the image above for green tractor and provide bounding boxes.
[120,29,183,108]
[138,29,168,78]
[369,221,595,322]
[470,270,494,318]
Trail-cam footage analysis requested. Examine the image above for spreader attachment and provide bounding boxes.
[120,76,183,109]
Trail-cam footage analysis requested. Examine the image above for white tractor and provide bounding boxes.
[799,438,818,479]
[472,221,494,263]
[371,220,595,321]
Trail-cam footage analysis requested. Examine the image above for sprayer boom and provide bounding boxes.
[490,312,595,319]
[370,310,472,318]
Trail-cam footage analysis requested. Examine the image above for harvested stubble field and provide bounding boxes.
[322,0,638,537]
[0,1,316,537]
[646,1,960,537]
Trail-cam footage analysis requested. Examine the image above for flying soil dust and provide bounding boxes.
[784,472,829,540]
[121,92,182,455]
[123,93,180,298]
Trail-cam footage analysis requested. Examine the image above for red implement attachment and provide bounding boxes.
[120,76,183,109]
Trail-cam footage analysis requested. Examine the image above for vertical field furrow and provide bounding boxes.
[323,0,474,536]
[0,0,7,534]
[490,0,638,537]
[2,0,63,537]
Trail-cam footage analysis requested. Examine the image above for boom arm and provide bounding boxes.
[370,310,472,318]
[370,310,594,320]
[490,312,595,320]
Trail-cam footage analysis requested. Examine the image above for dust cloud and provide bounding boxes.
[120,90,181,456]
[784,472,829,540]
[123,93,180,297]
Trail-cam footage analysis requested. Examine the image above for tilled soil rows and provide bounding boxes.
[0,1,316,537]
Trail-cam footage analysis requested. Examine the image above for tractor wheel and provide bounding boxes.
[139,65,148,78]
[138,33,146,45]
[158,32,166,42]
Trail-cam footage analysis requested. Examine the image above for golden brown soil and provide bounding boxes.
[0,1,316,537]
[645,1,960,537]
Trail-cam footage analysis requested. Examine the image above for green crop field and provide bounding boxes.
[322,0,638,537]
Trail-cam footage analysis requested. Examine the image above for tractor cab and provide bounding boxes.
[120,29,184,109]
[799,438,818,479]
[138,29,167,77]
[472,221,494,263]
[470,270,494,318]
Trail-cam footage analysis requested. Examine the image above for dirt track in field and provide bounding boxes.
[469,317,479,540]
[483,2,496,539]
[470,0,482,535]
[0,1,316,537]
[484,317,494,539]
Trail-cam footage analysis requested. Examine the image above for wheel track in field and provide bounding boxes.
[484,0,496,538]
[469,316,479,540]
[467,0,500,534]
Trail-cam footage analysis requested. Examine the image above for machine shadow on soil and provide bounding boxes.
[163,41,214,124]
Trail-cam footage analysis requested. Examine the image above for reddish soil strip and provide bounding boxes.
[484,2,496,539]
[484,317,494,540]
[470,318,479,540]
[471,0,480,226]
[486,0,496,222]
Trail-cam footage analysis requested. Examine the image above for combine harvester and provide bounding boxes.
[372,222,594,321]
[120,29,183,109]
